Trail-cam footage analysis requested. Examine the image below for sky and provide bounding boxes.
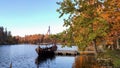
[0,0,66,37]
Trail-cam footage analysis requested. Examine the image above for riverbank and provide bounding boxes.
[99,49,120,68]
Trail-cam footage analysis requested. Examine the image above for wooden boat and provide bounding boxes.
[35,26,58,56]
[35,44,57,56]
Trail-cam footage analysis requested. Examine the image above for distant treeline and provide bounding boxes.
[15,32,66,44]
[16,34,51,44]
[0,27,18,45]
[0,26,66,45]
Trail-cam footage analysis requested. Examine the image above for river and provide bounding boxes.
[0,44,112,68]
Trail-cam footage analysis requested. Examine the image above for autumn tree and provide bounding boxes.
[57,0,110,52]
[50,31,68,44]
[101,0,120,49]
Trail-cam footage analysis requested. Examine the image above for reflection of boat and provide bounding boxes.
[35,54,55,66]
[35,44,57,56]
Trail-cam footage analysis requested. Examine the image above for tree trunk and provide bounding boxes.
[116,38,120,49]
[92,39,98,54]
[111,45,114,50]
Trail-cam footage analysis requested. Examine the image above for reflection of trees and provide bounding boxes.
[73,55,100,68]
[35,55,55,68]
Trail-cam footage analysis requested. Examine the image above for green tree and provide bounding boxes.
[0,26,18,45]
[57,0,109,52]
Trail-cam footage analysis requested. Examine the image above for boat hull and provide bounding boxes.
[38,50,55,56]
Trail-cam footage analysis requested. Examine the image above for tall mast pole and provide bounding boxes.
[47,26,50,35]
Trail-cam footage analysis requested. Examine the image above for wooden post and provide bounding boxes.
[10,62,12,68]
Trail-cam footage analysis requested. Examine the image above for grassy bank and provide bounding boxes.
[99,49,120,68]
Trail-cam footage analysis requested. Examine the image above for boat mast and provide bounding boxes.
[44,26,51,46]
[46,26,50,35]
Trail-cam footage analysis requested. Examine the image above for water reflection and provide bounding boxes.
[73,55,113,68]
[73,55,97,68]
[35,54,55,68]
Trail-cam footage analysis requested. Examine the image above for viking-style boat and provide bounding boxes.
[35,26,57,56]
[35,44,57,56]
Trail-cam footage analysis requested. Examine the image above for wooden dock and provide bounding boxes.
[55,50,79,56]
[79,51,96,55]
[54,50,95,56]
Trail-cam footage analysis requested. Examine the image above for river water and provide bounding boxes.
[0,44,112,68]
